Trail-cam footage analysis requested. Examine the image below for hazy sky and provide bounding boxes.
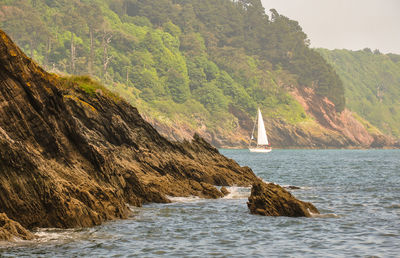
[261,0,400,54]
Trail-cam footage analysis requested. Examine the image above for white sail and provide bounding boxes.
[257,108,268,145]
[249,108,271,153]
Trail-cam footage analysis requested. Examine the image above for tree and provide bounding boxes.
[83,3,104,75]
[57,1,87,74]
[166,68,190,103]
[101,28,113,81]
[127,0,177,26]
[1,3,49,60]
[193,82,229,112]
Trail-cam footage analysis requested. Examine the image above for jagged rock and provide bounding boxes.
[247,182,319,217]
[0,29,258,231]
[220,186,230,196]
[0,213,34,241]
[200,182,224,199]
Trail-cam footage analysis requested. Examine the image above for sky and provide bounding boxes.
[261,0,400,54]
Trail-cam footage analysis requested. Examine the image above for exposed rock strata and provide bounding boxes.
[0,30,322,240]
[0,213,34,241]
[247,182,319,217]
[0,29,257,231]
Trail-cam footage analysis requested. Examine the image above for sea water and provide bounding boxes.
[1,149,399,257]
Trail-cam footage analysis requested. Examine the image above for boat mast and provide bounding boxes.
[249,108,258,148]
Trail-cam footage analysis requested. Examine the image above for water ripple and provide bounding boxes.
[1,149,399,257]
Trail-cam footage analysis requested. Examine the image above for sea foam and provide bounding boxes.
[167,196,203,203]
[308,209,340,218]
[222,186,251,199]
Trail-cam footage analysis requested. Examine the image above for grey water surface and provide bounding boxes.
[1,149,399,257]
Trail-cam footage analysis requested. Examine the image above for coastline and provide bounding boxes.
[0,28,322,242]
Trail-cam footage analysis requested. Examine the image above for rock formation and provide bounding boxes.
[0,213,34,241]
[247,182,319,217]
[289,87,392,148]
[0,29,257,231]
[0,29,321,240]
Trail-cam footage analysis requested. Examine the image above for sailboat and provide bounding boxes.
[249,108,271,153]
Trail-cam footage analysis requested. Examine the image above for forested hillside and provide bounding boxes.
[2,0,384,147]
[318,49,400,137]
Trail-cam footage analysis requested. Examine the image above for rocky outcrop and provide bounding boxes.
[247,182,319,217]
[0,29,258,230]
[0,29,323,241]
[0,213,34,241]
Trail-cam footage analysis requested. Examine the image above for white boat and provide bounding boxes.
[249,108,271,153]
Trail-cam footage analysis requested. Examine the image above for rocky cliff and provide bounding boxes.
[283,87,392,148]
[0,29,323,242]
[0,29,258,232]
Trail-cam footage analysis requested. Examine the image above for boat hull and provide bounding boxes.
[249,148,272,153]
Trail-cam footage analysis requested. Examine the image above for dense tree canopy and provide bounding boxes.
[318,49,400,137]
[0,0,345,137]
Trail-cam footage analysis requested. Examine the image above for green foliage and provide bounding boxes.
[60,75,120,102]
[318,49,400,137]
[193,82,229,113]
[1,0,333,138]
[139,87,156,101]
[163,21,181,38]
[352,113,382,135]
[132,67,165,96]
[166,68,190,103]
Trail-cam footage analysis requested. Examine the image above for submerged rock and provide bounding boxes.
[0,213,34,241]
[247,182,319,217]
[0,29,258,232]
[284,185,301,190]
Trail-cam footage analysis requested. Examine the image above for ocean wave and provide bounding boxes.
[33,228,78,243]
[166,186,252,202]
[167,196,203,203]
[308,209,340,218]
[0,229,77,247]
[222,186,251,199]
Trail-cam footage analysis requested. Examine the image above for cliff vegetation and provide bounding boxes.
[317,48,400,138]
[0,28,320,240]
[0,0,355,147]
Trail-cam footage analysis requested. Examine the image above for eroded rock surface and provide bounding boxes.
[247,182,319,217]
[0,213,34,241]
[0,29,258,230]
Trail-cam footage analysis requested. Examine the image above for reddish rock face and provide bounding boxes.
[247,182,319,217]
[290,87,392,148]
[0,29,258,230]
